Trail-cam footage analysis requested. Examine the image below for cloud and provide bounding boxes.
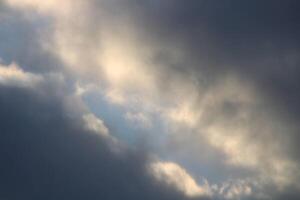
[0,61,43,87]
[82,113,109,136]
[149,161,256,200]
[216,179,253,200]
[0,66,208,200]
[149,161,211,198]
[2,0,300,199]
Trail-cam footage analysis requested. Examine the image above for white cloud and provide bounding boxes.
[149,161,257,200]
[82,112,125,155]
[148,161,212,198]
[82,113,109,137]
[0,62,43,87]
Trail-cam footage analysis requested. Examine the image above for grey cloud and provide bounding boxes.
[106,1,300,198]
[0,79,212,200]
[92,0,300,124]
[132,0,300,119]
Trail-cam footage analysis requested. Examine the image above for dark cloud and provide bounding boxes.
[187,2,299,118]
[87,0,300,130]
[0,83,209,200]
[116,0,300,110]
[118,0,300,156]
[108,2,300,198]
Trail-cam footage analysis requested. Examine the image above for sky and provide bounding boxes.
[0,1,300,200]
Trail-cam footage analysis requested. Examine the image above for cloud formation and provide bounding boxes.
[0,66,208,200]
[1,0,300,199]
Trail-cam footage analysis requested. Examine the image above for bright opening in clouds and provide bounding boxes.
[1,1,300,200]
